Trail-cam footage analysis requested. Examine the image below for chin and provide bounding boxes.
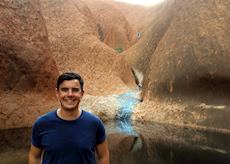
[61,103,79,111]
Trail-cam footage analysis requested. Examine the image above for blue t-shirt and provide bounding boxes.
[31,109,106,164]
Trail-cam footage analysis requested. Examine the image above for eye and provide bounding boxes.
[72,88,80,92]
[60,88,68,92]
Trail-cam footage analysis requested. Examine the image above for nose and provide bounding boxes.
[67,90,74,96]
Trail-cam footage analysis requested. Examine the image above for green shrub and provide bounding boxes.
[115,47,124,53]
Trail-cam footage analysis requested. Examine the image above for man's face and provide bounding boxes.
[56,79,84,111]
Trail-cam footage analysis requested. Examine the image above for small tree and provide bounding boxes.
[115,47,124,53]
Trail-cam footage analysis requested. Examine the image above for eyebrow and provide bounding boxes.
[60,87,80,90]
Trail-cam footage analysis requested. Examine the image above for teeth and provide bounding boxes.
[66,100,74,102]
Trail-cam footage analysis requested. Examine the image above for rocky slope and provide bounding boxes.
[124,0,230,130]
[40,0,135,95]
[107,0,152,31]
[0,0,136,129]
[82,0,137,50]
[1,0,230,131]
[0,0,58,92]
[0,0,58,129]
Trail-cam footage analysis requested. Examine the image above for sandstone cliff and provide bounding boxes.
[40,0,136,95]
[0,0,137,129]
[1,0,230,131]
[0,0,58,92]
[125,0,230,129]
[83,0,136,50]
[0,0,58,129]
[107,0,151,31]
[124,0,230,101]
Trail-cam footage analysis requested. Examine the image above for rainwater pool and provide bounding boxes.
[0,120,230,164]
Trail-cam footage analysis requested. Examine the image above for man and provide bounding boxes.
[28,72,109,164]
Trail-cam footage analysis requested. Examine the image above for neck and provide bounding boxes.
[57,108,82,121]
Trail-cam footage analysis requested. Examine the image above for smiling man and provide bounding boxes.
[28,72,109,164]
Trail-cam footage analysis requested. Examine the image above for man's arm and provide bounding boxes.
[96,140,110,164]
[28,144,43,164]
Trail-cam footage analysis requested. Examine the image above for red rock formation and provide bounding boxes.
[0,0,58,92]
[82,0,136,50]
[106,0,150,31]
[40,0,136,95]
[2,0,229,131]
[0,0,137,129]
[126,0,230,130]
[125,0,175,79]
[143,0,230,101]
[124,0,230,100]
[0,0,58,129]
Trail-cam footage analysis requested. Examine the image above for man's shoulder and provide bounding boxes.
[82,110,102,122]
[35,109,57,124]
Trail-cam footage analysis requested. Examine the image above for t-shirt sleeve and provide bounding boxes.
[96,119,106,145]
[31,121,42,148]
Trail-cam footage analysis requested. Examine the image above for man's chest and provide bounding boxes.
[41,125,96,152]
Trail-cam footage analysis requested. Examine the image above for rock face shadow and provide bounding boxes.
[106,121,230,164]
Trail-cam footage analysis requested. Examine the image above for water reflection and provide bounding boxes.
[0,128,31,164]
[106,121,230,164]
[0,121,230,164]
[105,119,139,137]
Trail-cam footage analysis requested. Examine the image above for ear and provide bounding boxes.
[80,90,84,98]
[55,88,59,98]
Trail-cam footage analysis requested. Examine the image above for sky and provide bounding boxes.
[113,0,164,6]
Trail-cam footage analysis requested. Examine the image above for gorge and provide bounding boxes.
[0,0,230,163]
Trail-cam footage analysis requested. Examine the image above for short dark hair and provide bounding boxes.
[56,72,84,91]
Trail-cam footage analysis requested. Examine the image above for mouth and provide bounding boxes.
[65,99,76,103]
